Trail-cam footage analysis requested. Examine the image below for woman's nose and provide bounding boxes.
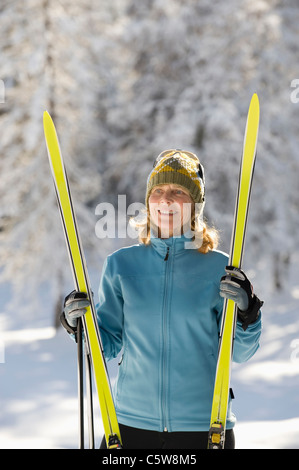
[160,191,173,203]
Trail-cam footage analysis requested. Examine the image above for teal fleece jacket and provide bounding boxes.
[96,235,262,432]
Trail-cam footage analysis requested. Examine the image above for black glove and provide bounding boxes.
[60,290,90,335]
[220,266,263,331]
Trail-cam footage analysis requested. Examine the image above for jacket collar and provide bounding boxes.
[150,230,196,258]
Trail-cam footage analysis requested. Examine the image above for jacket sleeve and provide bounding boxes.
[95,256,124,361]
[232,313,262,363]
[214,291,262,364]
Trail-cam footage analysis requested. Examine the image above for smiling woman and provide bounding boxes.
[131,150,219,252]
[61,149,263,449]
[148,183,193,239]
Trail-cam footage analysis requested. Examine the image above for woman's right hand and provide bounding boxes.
[63,290,91,328]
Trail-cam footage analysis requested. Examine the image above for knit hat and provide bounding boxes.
[146,149,205,208]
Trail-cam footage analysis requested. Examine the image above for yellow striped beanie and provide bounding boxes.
[146,150,205,208]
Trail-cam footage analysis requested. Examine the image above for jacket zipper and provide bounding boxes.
[161,246,171,431]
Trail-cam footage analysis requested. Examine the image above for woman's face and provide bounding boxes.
[148,184,193,238]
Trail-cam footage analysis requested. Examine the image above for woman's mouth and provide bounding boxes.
[158,209,178,216]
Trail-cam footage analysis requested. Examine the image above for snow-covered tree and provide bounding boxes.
[0,0,112,323]
[97,0,299,294]
[1,0,299,325]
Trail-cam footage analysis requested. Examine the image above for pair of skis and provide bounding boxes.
[44,93,260,450]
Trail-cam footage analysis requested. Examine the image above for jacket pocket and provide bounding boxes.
[115,349,127,404]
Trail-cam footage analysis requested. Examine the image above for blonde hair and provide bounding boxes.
[130,208,219,254]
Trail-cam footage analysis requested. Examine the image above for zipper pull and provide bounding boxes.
[164,247,169,261]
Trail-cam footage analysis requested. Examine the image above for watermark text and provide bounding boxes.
[290,79,299,103]
[95,195,204,249]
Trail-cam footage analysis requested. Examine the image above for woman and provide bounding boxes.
[62,150,263,449]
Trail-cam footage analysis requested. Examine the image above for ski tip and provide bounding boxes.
[43,111,56,137]
[43,110,52,124]
[249,93,260,122]
[251,93,259,106]
[43,111,58,146]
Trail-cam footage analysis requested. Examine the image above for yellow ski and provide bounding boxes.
[208,94,260,449]
[43,111,122,449]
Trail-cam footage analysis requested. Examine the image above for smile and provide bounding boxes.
[158,210,178,215]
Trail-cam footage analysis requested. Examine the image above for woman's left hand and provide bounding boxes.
[220,266,263,331]
[219,266,253,311]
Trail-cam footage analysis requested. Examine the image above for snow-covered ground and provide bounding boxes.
[0,256,299,449]
[232,253,299,449]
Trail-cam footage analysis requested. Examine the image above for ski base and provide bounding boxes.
[208,422,225,449]
[108,434,122,449]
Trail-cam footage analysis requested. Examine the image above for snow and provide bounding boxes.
[236,418,299,450]
[0,325,77,449]
[0,320,109,449]
[231,253,299,449]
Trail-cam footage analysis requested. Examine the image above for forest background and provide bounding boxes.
[0,0,299,448]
